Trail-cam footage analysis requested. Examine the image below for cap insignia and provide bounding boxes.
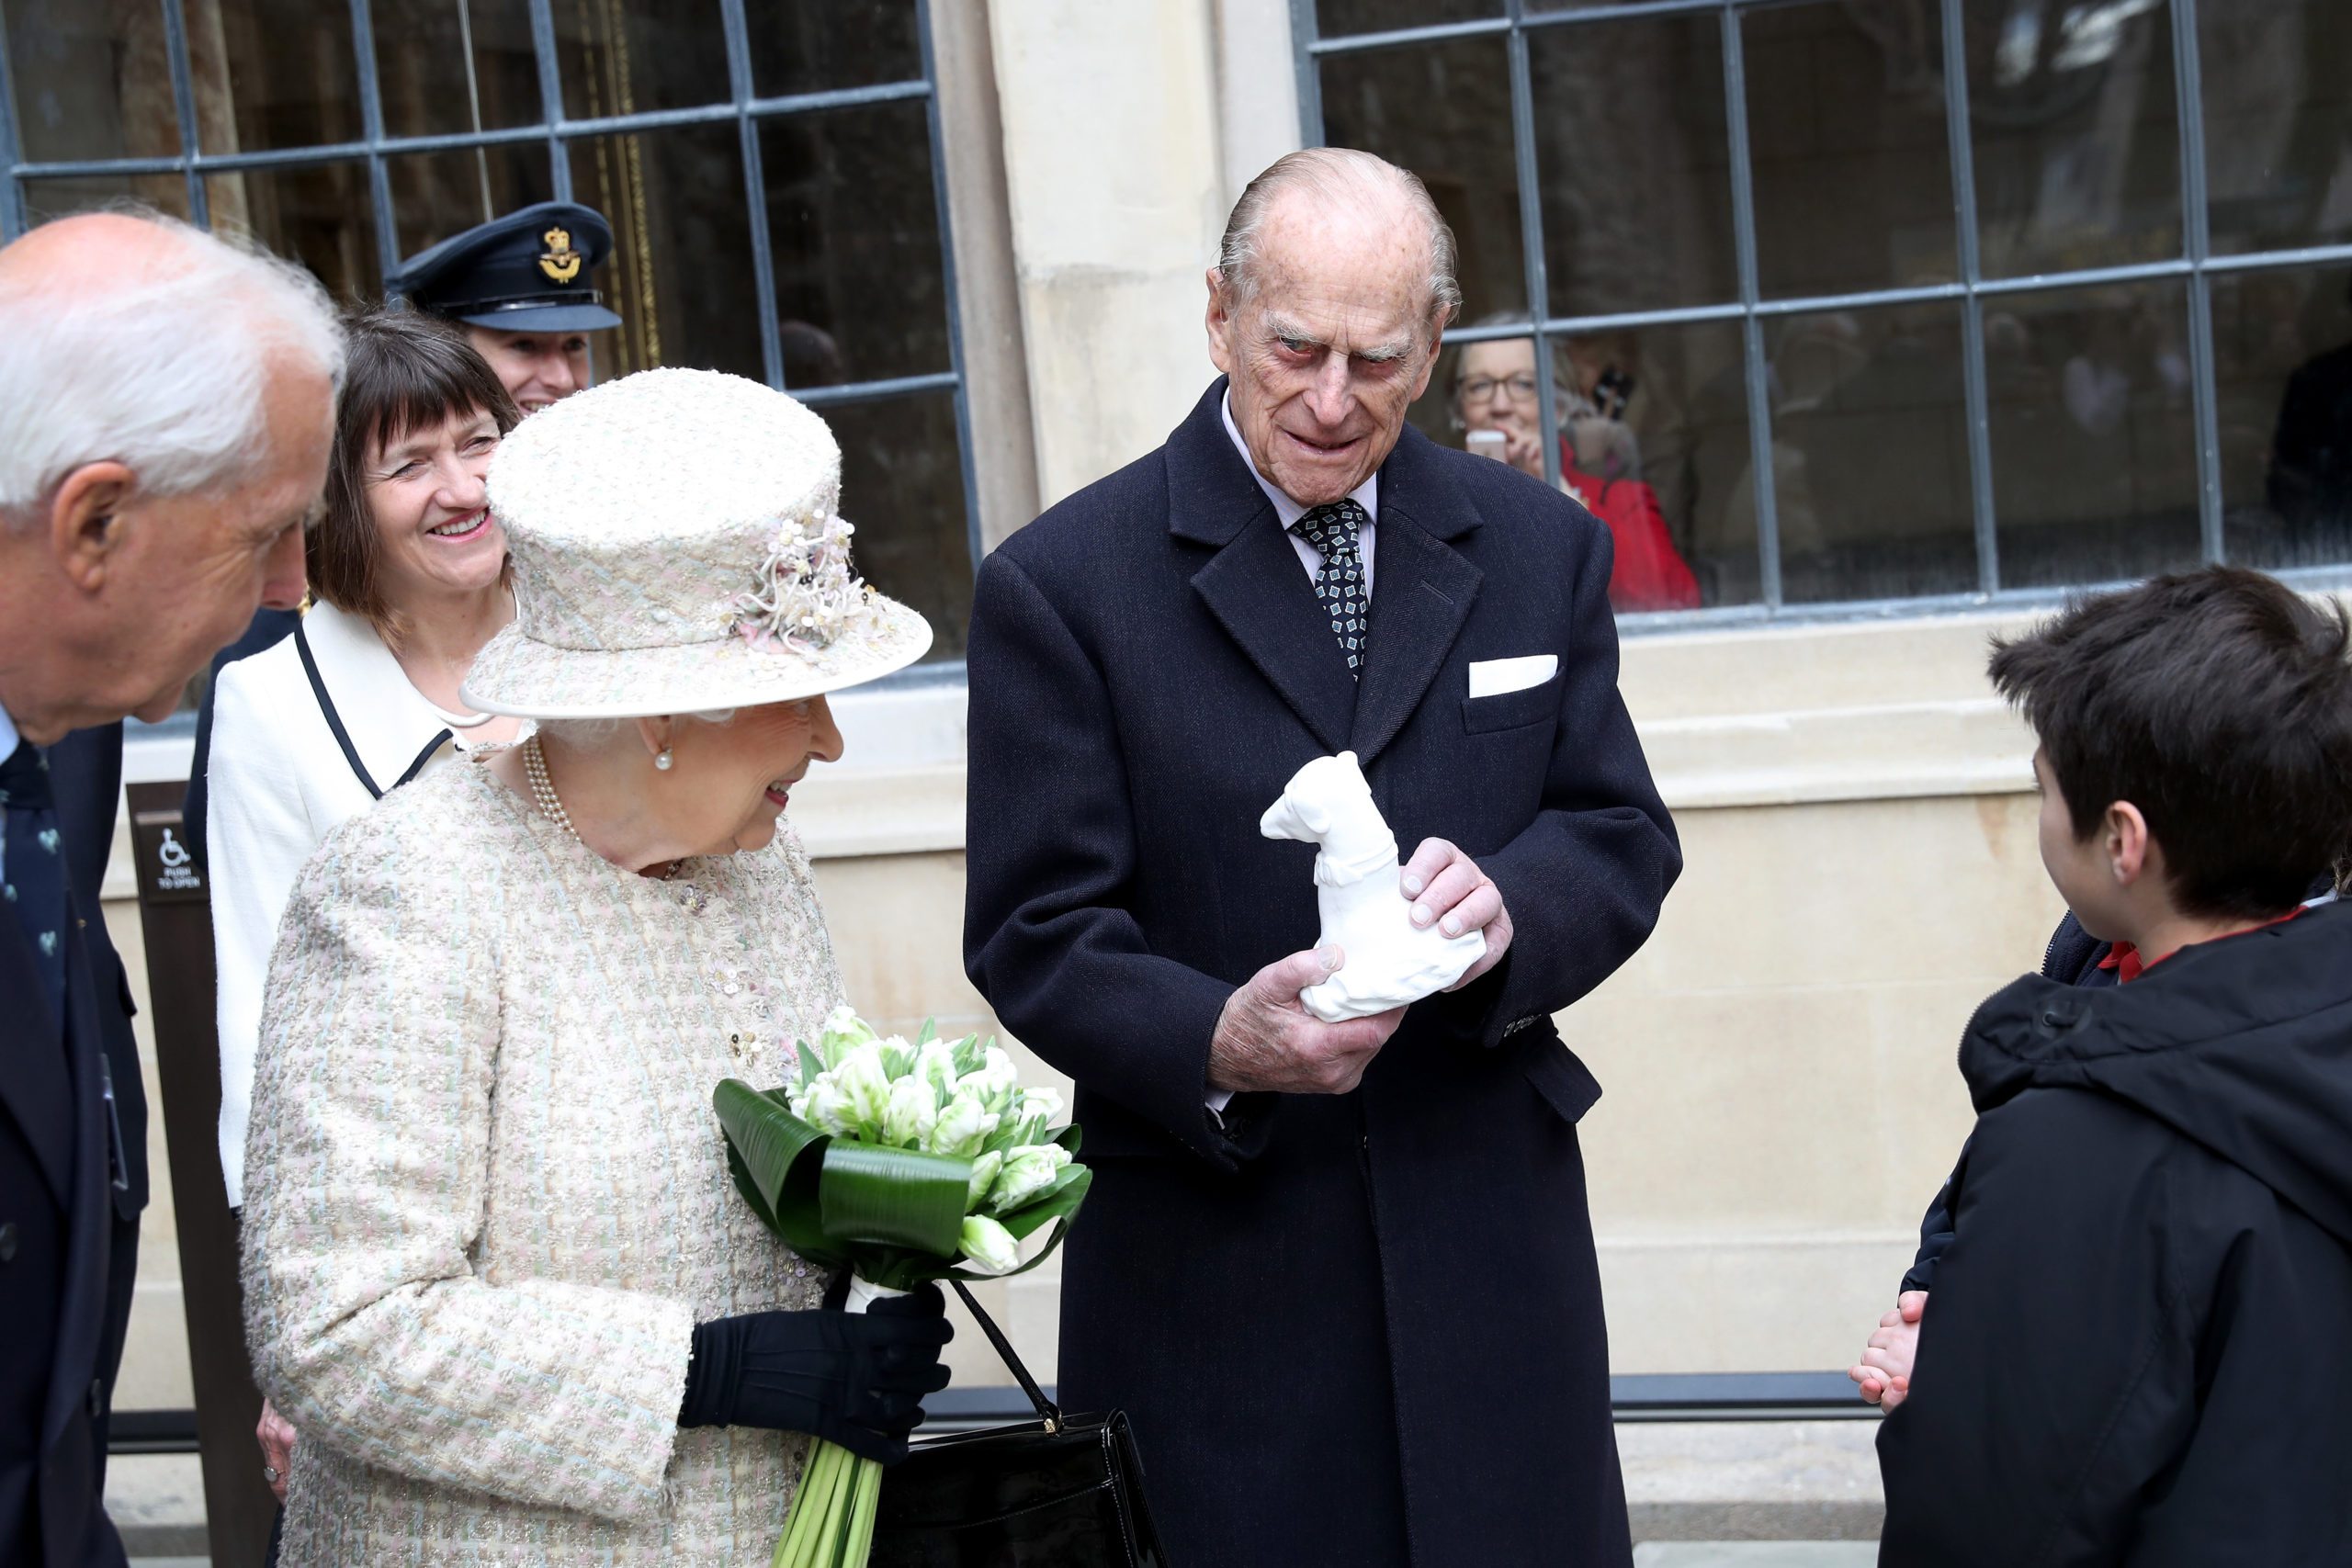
[538,226,583,285]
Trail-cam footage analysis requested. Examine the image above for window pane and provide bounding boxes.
[385,143,558,262]
[825,393,970,662]
[566,123,760,381]
[1768,301,1974,604]
[20,173,191,224]
[1319,36,1524,318]
[1314,0,1500,40]
[1530,13,1737,316]
[760,100,950,386]
[4,0,183,162]
[1419,319,1753,610]
[2201,1,2352,257]
[746,0,922,99]
[2215,265,2352,572]
[1744,3,1956,300]
[208,162,382,303]
[1969,0,2180,279]
[371,0,547,140]
[554,0,730,119]
[1988,283,2199,591]
[207,0,365,152]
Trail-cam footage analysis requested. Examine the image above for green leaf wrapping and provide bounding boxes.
[717,1079,1092,1290]
[815,1142,973,1256]
[716,1081,844,1267]
[716,1079,828,1217]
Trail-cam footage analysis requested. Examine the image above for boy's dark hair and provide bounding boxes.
[1989,566,2352,921]
[311,308,520,648]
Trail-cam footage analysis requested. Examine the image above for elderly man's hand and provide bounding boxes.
[1209,948,1405,1096]
[1403,839,1513,989]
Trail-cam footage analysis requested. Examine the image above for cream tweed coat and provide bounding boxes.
[242,759,842,1563]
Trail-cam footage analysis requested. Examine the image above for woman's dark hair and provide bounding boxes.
[311,308,520,645]
[1989,565,2352,920]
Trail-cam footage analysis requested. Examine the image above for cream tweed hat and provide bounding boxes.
[460,367,932,717]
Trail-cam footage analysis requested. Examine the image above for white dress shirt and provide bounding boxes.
[1222,391,1377,593]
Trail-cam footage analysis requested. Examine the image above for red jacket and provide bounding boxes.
[1560,440,1700,612]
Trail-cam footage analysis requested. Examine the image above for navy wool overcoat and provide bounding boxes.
[963,381,1680,1567]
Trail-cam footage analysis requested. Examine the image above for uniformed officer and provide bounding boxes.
[189,203,624,870]
[390,199,622,416]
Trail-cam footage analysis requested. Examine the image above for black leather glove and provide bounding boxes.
[677,1284,953,1463]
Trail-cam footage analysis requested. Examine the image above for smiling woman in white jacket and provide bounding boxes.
[207,310,526,1212]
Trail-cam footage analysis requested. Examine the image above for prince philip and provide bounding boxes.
[964,150,1679,1565]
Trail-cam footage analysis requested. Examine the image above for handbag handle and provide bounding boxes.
[949,1280,1064,1434]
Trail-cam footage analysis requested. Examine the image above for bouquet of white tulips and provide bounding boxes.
[714,1006,1089,1568]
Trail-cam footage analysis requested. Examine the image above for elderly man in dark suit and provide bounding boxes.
[963,148,1680,1567]
[0,211,337,1567]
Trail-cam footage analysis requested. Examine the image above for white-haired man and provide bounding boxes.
[0,210,340,1568]
[965,149,1679,1565]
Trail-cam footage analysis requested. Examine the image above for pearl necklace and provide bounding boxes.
[522,735,579,840]
[522,735,690,890]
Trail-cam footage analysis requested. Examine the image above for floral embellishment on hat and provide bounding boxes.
[729,513,886,663]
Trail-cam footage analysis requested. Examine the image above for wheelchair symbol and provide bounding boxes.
[157,828,192,870]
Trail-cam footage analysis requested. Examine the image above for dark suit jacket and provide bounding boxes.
[1,724,147,1568]
[963,381,1680,1568]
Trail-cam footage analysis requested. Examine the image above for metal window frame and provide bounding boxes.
[0,0,983,667]
[1291,0,2351,625]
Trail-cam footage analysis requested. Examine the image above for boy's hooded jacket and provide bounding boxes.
[1879,900,2352,1566]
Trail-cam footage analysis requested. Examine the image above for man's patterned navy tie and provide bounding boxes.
[1295,498,1370,676]
[0,739,67,1025]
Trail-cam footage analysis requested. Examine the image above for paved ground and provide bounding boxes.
[116,1416,1889,1561]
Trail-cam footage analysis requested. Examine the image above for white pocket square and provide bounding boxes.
[1467,655,1558,699]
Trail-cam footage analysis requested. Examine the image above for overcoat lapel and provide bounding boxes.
[0,927,73,1204]
[1350,508,1480,769]
[1350,427,1484,769]
[1170,380,1357,753]
[40,888,110,1453]
[1189,525,1358,755]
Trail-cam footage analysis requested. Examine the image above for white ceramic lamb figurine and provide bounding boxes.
[1259,750,1487,1022]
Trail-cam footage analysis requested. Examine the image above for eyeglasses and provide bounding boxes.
[1459,374,1542,404]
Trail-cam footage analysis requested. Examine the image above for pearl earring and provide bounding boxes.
[654,750,673,772]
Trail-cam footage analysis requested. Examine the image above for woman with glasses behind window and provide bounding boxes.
[1452,314,1701,612]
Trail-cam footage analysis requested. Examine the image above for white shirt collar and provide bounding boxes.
[0,700,17,760]
[1220,390,1378,528]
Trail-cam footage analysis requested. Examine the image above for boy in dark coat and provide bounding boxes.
[1874,566,2352,1564]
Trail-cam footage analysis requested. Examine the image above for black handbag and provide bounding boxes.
[869,1282,1170,1566]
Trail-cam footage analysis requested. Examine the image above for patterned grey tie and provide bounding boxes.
[1295,499,1370,676]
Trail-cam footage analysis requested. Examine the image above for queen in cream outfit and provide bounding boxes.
[240,368,949,1563]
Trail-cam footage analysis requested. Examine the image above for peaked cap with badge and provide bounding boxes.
[390,200,623,334]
